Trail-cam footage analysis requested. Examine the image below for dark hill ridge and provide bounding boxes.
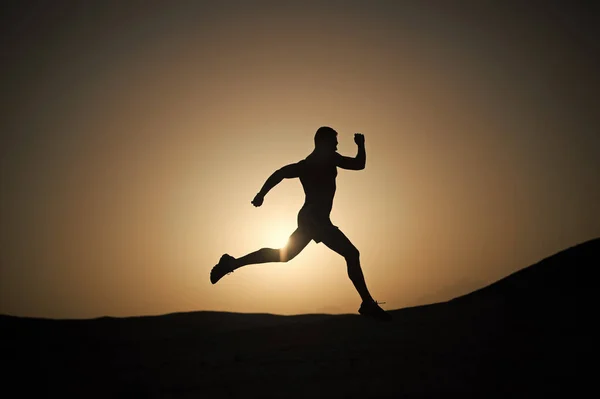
[2,238,593,398]
[452,237,590,305]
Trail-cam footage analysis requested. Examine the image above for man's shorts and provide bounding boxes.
[297,205,339,243]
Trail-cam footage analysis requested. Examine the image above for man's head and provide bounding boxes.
[314,126,338,152]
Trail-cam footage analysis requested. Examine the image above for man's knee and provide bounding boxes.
[279,247,299,262]
[344,246,360,262]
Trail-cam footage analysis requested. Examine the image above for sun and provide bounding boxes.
[264,221,294,249]
[272,228,292,249]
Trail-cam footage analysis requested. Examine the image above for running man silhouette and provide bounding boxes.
[210,126,391,321]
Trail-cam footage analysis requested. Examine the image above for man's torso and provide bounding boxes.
[298,152,338,216]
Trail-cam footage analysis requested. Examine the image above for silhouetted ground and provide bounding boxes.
[2,238,593,398]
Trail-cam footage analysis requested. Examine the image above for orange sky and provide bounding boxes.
[1,1,599,318]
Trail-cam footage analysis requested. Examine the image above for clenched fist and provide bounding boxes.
[251,193,264,207]
[354,133,365,146]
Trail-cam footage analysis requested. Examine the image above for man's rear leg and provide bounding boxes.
[210,228,311,284]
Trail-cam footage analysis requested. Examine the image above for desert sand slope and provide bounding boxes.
[2,238,593,398]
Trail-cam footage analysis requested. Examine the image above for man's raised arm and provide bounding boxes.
[336,133,366,170]
[251,162,303,207]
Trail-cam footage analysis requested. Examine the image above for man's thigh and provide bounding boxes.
[319,225,358,258]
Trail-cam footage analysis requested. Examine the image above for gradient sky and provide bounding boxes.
[1,1,599,319]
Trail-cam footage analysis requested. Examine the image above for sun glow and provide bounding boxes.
[266,224,293,249]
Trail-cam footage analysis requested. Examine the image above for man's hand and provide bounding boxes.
[354,133,365,146]
[251,193,264,207]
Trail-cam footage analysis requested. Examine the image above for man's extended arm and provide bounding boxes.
[336,133,366,170]
[252,162,302,207]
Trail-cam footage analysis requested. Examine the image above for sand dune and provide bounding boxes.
[2,238,593,398]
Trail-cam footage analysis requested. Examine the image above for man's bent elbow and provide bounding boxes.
[272,169,285,181]
[350,162,365,171]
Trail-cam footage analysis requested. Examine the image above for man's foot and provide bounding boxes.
[358,300,392,321]
[210,254,236,284]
